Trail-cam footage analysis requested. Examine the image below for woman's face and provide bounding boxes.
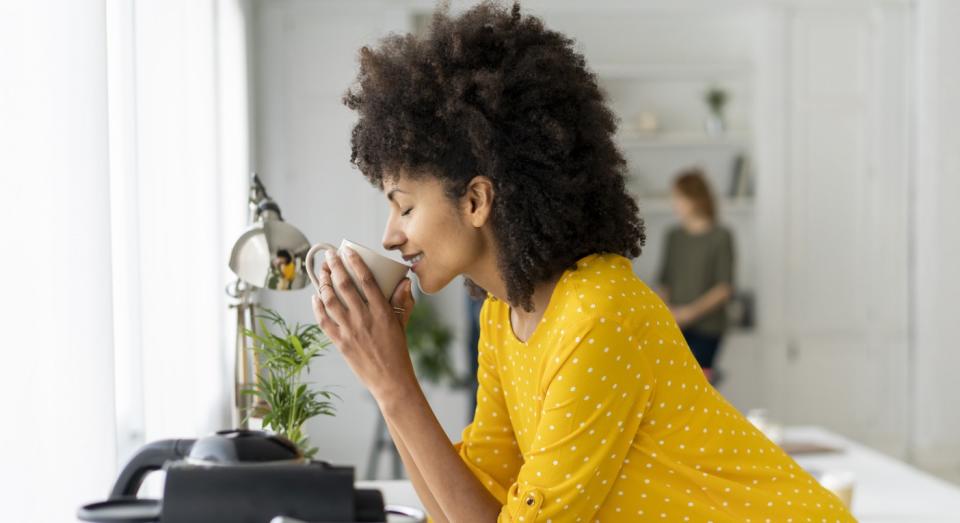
[670,188,697,221]
[380,173,484,295]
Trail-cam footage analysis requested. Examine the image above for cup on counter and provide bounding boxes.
[305,239,409,305]
[746,408,784,445]
[817,470,855,508]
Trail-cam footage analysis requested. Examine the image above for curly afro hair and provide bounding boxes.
[342,0,645,312]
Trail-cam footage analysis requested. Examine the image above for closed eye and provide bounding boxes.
[401,208,413,217]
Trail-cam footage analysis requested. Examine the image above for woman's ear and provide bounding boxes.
[463,175,494,227]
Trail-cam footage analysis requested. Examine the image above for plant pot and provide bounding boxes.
[705,111,726,135]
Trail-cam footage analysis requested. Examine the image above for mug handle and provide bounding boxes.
[305,242,339,294]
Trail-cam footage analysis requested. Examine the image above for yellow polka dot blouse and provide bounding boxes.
[453,253,855,522]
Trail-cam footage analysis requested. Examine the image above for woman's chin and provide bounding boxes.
[414,276,438,295]
[413,272,451,296]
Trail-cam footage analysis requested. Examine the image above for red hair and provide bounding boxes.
[673,168,716,222]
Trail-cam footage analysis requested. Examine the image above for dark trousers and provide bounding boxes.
[681,328,723,370]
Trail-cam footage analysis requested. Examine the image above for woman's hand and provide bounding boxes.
[311,247,417,400]
[670,304,698,328]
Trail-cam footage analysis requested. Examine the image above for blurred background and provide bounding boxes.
[2,0,959,520]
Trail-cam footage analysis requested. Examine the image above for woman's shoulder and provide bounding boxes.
[560,253,636,290]
[709,225,735,251]
[713,223,734,238]
[480,252,664,334]
[676,223,734,246]
[539,254,672,361]
[553,252,663,323]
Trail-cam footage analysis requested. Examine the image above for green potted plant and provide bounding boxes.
[704,85,729,135]
[242,307,340,459]
[365,296,469,478]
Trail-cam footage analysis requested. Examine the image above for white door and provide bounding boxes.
[757,4,912,457]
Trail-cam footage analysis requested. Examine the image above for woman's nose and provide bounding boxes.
[381,218,405,252]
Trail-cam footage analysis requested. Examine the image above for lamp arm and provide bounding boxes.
[251,172,269,204]
[248,172,283,222]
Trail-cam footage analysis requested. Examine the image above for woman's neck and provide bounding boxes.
[683,215,713,234]
[516,272,563,316]
[509,273,563,342]
[465,244,561,320]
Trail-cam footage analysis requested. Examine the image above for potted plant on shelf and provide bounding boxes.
[704,85,729,135]
[242,307,340,459]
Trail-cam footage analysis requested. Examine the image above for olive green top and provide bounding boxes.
[656,224,735,337]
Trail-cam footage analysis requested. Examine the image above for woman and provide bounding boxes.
[656,169,735,385]
[310,2,854,522]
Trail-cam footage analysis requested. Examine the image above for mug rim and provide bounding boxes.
[339,238,408,268]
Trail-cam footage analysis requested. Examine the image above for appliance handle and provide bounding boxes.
[108,439,195,499]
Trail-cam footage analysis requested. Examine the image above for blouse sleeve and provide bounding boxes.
[714,228,735,287]
[495,317,655,523]
[656,228,673,288]
[454,301,524,505]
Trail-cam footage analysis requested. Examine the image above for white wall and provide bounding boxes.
[912,0,960,474]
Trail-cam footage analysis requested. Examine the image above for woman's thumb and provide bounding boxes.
[405,279,416,307]
[391,278,412,305]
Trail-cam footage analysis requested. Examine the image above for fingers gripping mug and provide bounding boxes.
[305,239,409,305]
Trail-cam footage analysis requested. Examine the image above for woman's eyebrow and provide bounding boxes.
[386,188,408,202]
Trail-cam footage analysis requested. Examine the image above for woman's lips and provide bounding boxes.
[409,253,424,272]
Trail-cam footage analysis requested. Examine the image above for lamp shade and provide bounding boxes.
[228,220,311,291]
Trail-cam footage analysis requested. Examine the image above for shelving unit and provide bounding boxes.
[615,131,750,149]
[638,196,755,216]
[593,63,753,81]
[593,57,757,334]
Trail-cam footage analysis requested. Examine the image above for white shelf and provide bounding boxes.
[615,131,749,149]
[594,63,753,81]
[636,196,755,216]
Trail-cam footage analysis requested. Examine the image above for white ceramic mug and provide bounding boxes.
[817,470,855,508]
[305,239,409,305]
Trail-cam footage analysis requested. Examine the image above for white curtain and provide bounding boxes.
[108,0,250,459]
[0,0,250,518]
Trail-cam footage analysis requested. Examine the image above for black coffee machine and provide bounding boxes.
[77,429,425,523]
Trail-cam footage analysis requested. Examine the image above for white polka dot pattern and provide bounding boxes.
[454,253,856,523]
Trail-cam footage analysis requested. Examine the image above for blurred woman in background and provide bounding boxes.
[656,168,735,385]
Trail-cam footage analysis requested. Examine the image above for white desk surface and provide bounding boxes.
[358,425,960,523]
[785,425,960,522]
